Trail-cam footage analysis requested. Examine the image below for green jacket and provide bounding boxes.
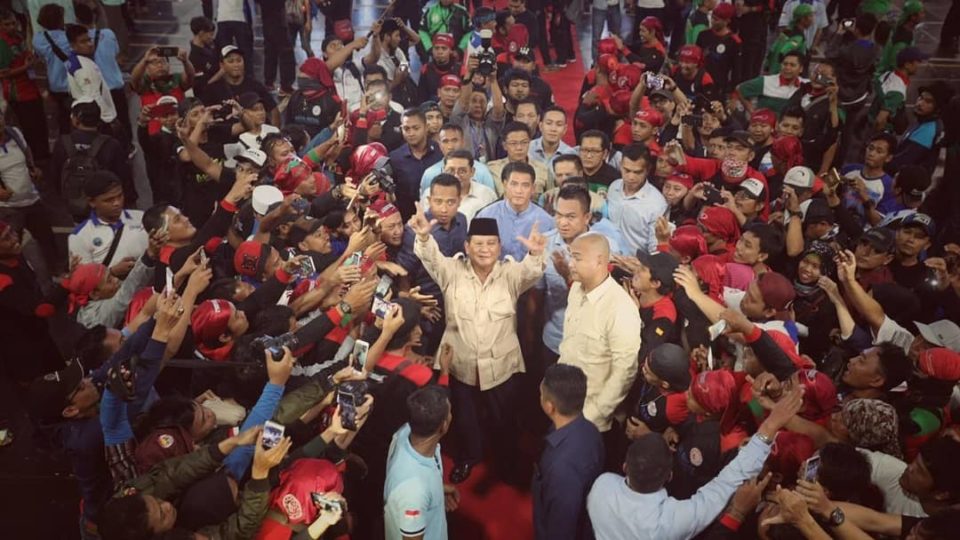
[418,1,472,51]
[118,445,271,540]
[764,28,807,74]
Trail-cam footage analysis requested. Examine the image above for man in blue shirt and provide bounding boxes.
[419,124,497,197]
[606,144,669,255]
[586,386,803,540]
[397,174,468,355]
[533,364,604,540]
[477,161,555,261]
[384,385,459,540]
[389,108,444,221]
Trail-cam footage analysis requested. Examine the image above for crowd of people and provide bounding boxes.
[2,0,960,538]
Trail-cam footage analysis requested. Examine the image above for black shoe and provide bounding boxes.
[449,462,475,484]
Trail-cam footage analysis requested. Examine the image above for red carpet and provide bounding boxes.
[443,455,534,540]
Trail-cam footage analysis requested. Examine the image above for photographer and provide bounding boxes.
[200,45,280,127]
[783,61,841,174]
[130,46,196,135]
[362,19,420,107]
[451,55,505,164]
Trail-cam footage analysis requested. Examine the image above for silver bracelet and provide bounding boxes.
[756,431,775,445]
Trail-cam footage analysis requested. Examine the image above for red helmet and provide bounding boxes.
[598,38,618,56]
[348,142,389,181]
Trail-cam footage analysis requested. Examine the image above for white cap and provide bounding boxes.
[784,166,816,189]
[251,185,283,215]
[156,95,179,106]
[235,148,267,168]
[915,320,960,353]
[739,178,765,199]
[221,45,243,59]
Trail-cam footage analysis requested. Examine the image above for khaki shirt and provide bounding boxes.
[559,276,643,432]
[415,234,545,390]
[486,158,552,196]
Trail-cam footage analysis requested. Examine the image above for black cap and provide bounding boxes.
[636,251,680,292]
[26,358,85,422]
[514,46,534,60]
[724,130,752,148]
[803,198,835,225]
[648,343,691,391]
[82,171,123,198]
[860,227,896,254]
[237,91,263,109]
[468,217,499,237]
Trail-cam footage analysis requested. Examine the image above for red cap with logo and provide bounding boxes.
[634,108,664,127]
[191,299,234,344]
[439,74,461,89]
[678,45,704,65]
[918,348,960,381]
[433,33,454,49]
[713,2,736,20]
[750,108,777,128]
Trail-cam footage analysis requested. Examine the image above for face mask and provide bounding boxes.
[721,159,748,179]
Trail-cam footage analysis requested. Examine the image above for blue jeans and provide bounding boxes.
[591,5,623,64]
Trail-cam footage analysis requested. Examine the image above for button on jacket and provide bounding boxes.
[559,276,643,431]
[414,234,545,390]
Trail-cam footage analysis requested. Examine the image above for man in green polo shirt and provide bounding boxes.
[764,4,812,74]
[736,51,805,114]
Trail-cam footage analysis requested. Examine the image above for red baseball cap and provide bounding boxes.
[433,33,454,49]
[750,108,777,128]
[678,45,704,65]
[918,348,960,381]
[665,173,695,190]
[756,271,796,313]
[615,63,644,91]
[634,108,664,128]
[439,74,461,89]
[191,299,234,344]
[690,370,737,415]
[698,206,741,244]
[713,2,736,20]
[598,38,618,56]
[233,240,271,279]
[369,196,399,220]
[62,263,107,314]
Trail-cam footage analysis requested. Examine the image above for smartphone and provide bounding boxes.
[803,454,821,482]
[199,249,208,267]
[156,46,179,58]
[375,275,393,297]
[158,214,170,236]
[291,197,310,214]
[352,339,370,369]
[372,296,392,319]
[311,492,342,513]
[708,319,728,341]
[645,72,664,91]
[262,420,285,449]
[345,251,363,267]
[164,268,174,296]
[703,185,724,206]
[299,256,317,277]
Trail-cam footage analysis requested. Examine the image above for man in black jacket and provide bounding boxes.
[829,13,879,163]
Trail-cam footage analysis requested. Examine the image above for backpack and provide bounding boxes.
[285,0,305,26]
[61,134,108,220]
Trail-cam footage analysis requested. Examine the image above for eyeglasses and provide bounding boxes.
[580,148,603,155]
[445,167,471,176]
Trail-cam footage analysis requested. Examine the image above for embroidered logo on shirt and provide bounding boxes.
[689,447,703,467]
[404,509,421,518]
[647,400,658,417]
[157,434,175,449]
[283,493,303,520]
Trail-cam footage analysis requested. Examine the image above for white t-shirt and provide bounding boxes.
[779,0,830,48]
[858,449,928,517]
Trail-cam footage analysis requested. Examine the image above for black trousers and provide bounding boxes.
[260,4,296,90]
[216,21,256,79]
[942,0,960,46]
[449,374,520,471]
[551,11,575,62]
[49,91,72,135]
[9,99,50,160]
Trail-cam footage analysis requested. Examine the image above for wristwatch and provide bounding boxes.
[338,300,352,315]
[829,507,845,527]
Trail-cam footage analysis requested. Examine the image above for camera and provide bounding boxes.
[702,185,724,206]
[108,355,138,402]
[255,332,301,361]
[644,72,664,91]
[311,493,343,513]
[477,29,496,76]
[369,165,396,193]
[681,114,704,128]
[337,380,369,431]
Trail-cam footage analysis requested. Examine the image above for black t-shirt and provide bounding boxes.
[189,43,219,95]
[178,125,234,227]
[200,76,278,113]
[890,259,927,292]
[584,163,621,190]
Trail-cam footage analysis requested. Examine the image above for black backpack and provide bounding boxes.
[62,134,108,220]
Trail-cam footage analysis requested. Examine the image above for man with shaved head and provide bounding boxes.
[558,232,642,463]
